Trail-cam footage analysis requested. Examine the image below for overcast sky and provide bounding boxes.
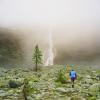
[0,0,100,27]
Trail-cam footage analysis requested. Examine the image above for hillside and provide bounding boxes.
[0,65,100,100]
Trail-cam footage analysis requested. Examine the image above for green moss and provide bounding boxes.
[55,82,62,87]
[87,97,97,100]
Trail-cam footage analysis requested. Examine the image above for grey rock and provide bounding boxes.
[84,78,94,84]
[56,87,67,93]
[86,75,91,79]
[89,83,100,92]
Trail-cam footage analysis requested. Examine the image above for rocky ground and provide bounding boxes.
[0,65,100,100]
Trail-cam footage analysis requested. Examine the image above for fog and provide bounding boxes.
[0,0,100,68]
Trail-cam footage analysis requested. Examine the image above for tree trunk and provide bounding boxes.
[36,62,37,72]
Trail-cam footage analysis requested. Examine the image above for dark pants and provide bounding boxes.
[71,77,76,83]
[71,77,76,88]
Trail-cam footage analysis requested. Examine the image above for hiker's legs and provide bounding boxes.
[71,77,75,88]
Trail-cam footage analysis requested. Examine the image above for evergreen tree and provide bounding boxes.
[32,45,42,71]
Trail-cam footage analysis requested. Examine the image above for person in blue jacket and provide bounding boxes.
[69,70,77,87]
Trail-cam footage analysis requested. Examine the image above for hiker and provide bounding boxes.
[69,70,77,88]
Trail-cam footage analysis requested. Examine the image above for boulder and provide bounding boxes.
[88,83,100,97]
[8,80,22,88]
[0,90,8,97]
[84,78,94,84]
[89,83,100,92]
[56,87,67,93]
[86,75,91,79]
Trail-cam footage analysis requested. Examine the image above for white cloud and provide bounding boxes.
[0,0,99,27]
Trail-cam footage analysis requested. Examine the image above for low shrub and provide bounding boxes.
[56,69,67,84]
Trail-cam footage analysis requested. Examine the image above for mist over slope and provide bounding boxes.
[0,27,100,69]
[0,28,25,67]
[0,0,100,68]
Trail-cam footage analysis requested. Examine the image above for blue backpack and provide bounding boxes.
[69,70,76,78]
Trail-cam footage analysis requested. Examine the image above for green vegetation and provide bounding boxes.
[23,79,28,100]
[0,65,99,100]
[32,45,42,71]
[56,69,67,84]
